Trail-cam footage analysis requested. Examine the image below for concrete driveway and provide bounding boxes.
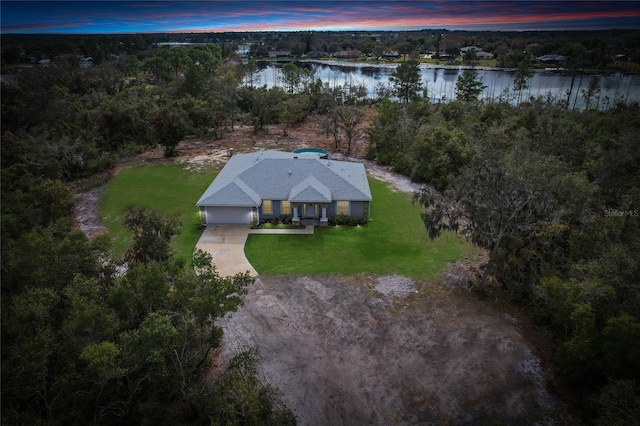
[195,226,258,277]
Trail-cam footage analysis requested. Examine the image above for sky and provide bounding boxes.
[2,1,640,34]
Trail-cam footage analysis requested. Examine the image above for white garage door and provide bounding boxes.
[206,206,252,225]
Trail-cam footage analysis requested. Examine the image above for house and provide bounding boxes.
[334,49,361,59]
[475,51,494,60]
[536,54,566,65]
[460,46,482,53]
[306,50,329,58]
[268,50,291,58]
[196,150,372,227]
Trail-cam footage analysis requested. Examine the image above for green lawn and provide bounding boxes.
[245,178,476,281]
[100,164,213,264]
[100,164,475,279]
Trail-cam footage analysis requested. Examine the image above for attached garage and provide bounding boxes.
[203,206,252,225]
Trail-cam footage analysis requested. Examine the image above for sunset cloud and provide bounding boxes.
[1,1,639,33]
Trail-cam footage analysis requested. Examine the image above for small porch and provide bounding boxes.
[291,202,329,227]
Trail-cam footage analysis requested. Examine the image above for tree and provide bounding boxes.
[337,105,366,152]
[455,69,486,103]
[145,56,173,83]
[157,46,190,77]
[187,44,222,75]
[397,41,412,62]
[123,206,180,263]
[281,62,301,94]
[180,63,207,97]
[122,54,142,77]
[360,39,376,58]
[149,105,189,157]
[1,241,274,425]
[513,56,535,104]
[594,379,640,426]
[581,76,602,110]
[248,87,285,133]
[463,49,478,66]
[209,350,297,426]
[1,164,75,237]
[435,33,442,59]
[279,95,310,136]
[366,98,403,163]
[414,147,563,290]
[389,60,423,104]
[410,123,473,190]
[243,59,259,88]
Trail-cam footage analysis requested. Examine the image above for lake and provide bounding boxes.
[252,60,640,110]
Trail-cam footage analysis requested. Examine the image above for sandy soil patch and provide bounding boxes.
[218,275,555,425]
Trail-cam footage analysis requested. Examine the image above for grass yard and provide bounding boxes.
[245,178,476,281]
[100,164,476,279]
[100,164,213,264]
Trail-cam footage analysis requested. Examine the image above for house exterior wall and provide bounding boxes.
[348,201,367,216]
[326,201,369,217]
[254,200,371,221]
[259,200,291,217]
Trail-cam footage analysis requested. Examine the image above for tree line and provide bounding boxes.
[1,44,303,425]
[367,67,640,422]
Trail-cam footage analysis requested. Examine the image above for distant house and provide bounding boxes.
[196,150,372,227]
[383,50,401,59]
[475,51,494,60]
[536,54,566,65]
[460,46,483,53]
[335,49,361,59]
[306,50,329,58]
[268,50,291,58]
[460,46,493,60]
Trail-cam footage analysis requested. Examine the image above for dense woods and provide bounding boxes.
[2,32,640,424]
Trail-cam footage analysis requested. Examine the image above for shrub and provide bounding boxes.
[279,214,293,225]
[328,215,368,226]
[259,215,293,226]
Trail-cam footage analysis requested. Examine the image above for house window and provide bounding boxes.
[262,200,272,214]
[281,200,291,214]
[336,201,349,215]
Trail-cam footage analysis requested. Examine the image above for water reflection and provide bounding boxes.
[253,61,640,109]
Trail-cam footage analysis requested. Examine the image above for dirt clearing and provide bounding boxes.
[219,275,555,425]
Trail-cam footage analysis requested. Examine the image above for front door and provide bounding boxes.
[304,203,317,218]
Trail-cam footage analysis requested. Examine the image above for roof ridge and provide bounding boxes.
[234,177,261,204]
[321,160,371,200]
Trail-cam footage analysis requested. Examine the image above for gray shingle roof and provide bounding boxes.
[196,150,372,207]
[290,176,332,203]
